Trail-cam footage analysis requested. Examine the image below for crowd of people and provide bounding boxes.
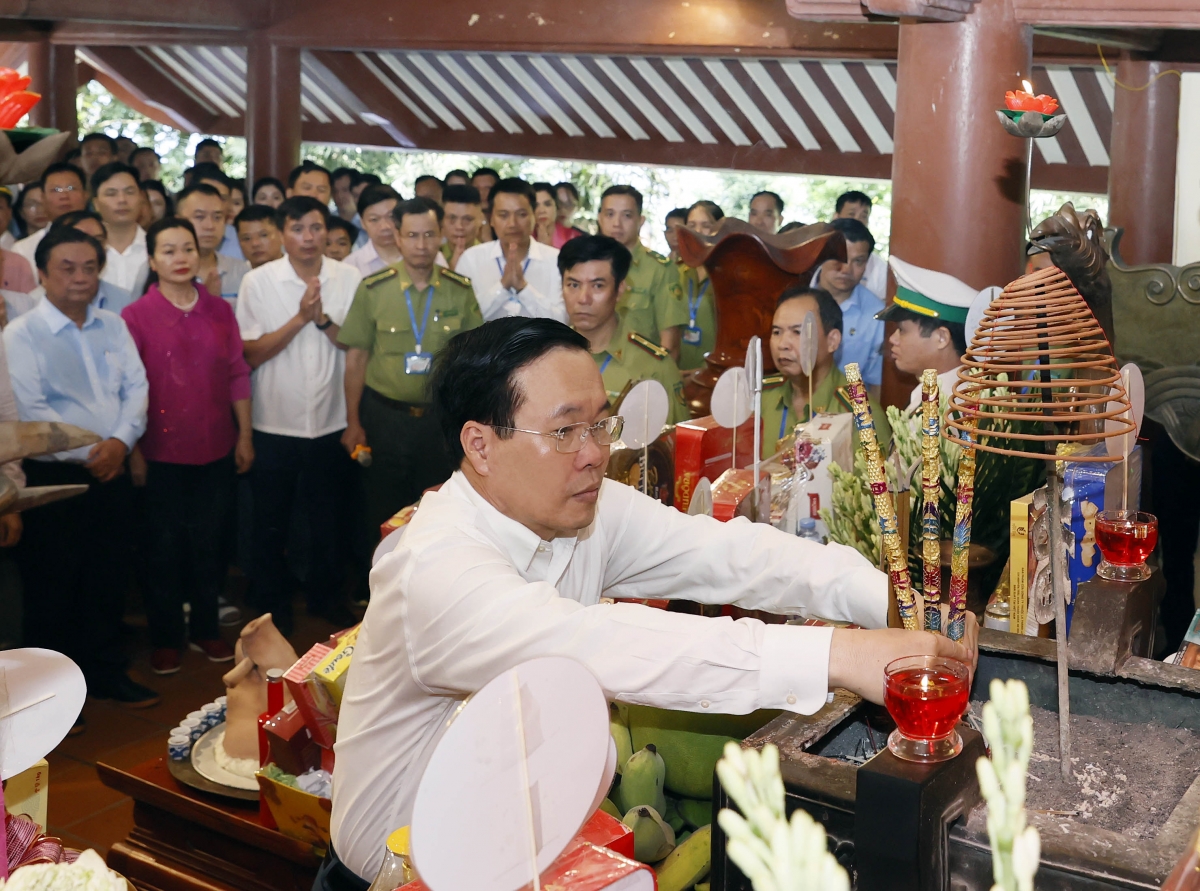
[0,132,937,727]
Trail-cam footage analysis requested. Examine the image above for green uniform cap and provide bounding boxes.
[875,255,980,326]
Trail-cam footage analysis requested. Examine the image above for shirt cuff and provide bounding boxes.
[759,623,834,715]
[110,424,140,453]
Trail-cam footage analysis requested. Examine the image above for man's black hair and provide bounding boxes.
[600,184,643,214]
[471,167,500,182]
[752,190,785,215]
[252,176,286,201]
[192,162,231,189]
[775,285,843,335]
[888,307,967,356]
[414,174,442,188]
[194,138,222,155]
[52,209,106,233]
[90,161,140,196]
[357,184,401,218]
[34,224,105,273]
[129,146,159,163]
[80,133,118,153]
[235,204,280,230]
[326,217,359,243]
[393,196,444,227]
[827,217,875,253]
[488,178,536,213]
[278,195,330,225]
[431,318,591,463]
[444,168,470,182]
[40,162,86,191]
[665,207,689,224]
[331,167,362,186]
[175,182,224,207]
[778,221,807,234]
[834,190,872,214]
[287,160,332,190]
[442,184,481,206]
[557,235,632,287]
[358,173,383,189]
[688,199,724,221]
[554,181,580,201]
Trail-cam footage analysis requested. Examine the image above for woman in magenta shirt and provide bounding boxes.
[122,217,253,675]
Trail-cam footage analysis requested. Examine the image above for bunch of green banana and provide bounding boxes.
[611,703,634,776]
[615,744,668,815]
[623,805,676,863]
[655,824,712,891]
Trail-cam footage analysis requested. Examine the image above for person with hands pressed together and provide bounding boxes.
[121,217,252,675]
[5,226,155,708]
[454,178,566,322]
[235,196,362,632]
[328,316,977,883]
[339,196,481,549]
[439,183,483,271]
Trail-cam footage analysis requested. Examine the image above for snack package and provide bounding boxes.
[264,701,320,776]
[283,642,337,748]
[314,625,360,708]
[674,415,756,512]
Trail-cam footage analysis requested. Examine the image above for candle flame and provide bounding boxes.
[1021,79,1034,94]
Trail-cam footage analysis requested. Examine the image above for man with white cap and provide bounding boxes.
[875,256,991,410]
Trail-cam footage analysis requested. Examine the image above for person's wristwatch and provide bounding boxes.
[315,314,333,330]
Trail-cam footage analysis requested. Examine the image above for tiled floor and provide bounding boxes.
[42,593,354,857]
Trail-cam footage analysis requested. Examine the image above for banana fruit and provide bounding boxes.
[663,799,685,834]
[622,805,676,864]
[615,744,667,815]
[610,704,634,776]
[600,798,622,820]
[654,824,711,891]
[676,797,713,829]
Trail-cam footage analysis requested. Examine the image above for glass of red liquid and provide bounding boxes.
[1095,510,1157,582]
[883,655,970,762]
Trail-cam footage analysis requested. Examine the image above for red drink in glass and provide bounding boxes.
[1095,510,1157,582]
[883,656,970,762]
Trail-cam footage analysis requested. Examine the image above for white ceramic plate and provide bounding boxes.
[190,722,260,791]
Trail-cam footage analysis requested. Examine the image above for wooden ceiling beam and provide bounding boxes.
[307,50,424,149]
[78,45,218,133]
[0,0,268,31]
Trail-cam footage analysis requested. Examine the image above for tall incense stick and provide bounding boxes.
[845,363,918,631]
[920,370,943,634]
[947,417,978,642]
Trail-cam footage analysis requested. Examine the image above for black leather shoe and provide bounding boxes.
[91,673,160,709]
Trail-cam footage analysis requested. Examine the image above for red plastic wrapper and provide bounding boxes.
[282,642,337,748]
[399,838,653,891]
[674,415,756,512]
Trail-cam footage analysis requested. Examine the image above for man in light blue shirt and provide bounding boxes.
[811,217,885,389]
[5,225,156,712]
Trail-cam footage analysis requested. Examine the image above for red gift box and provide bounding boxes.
[674,415,756,513]
[282,642,337,748]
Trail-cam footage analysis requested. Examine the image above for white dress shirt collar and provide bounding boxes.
[37,295,96,333]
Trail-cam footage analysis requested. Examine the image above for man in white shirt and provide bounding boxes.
[329,316,978,881]
[454,178,566,323]
[343,185,401,277]
[12,163,89,269]
[90,162,148,295]
[236,196,362,632]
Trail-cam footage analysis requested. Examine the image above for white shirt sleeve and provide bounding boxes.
[234,271,265,340]
[514,273,566,322]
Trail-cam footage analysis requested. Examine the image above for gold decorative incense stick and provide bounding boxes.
[844,362,917,631]
[947,417,978,642]
[920,370,943,634]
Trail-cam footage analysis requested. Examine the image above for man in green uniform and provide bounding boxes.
[558,235,689,425]
[597,185,688,363]
[339,196,483,535]
[762,285,890,458]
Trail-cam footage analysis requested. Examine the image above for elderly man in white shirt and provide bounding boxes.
[236,196,362,633]
[328,316,978,883]
[453,178,566,323]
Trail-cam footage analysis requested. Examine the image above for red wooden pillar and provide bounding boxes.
[1107,58,1179,266]
[882,0,1031,407]
[28,40,78,134]
[245,37,301,189]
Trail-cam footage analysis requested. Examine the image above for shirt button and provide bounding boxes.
[786,694,797,706]
[700,700,710,709]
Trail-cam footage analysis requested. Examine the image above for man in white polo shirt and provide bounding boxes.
[236,196,363,632]
[453,178,566,323]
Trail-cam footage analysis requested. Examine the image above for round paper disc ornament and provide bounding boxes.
[0,648,86,779]
[620,380,670,450]
[711,367,752,429]
[409,657,611,891]
[1106,363,1145,458]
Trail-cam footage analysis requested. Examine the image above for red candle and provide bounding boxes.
[885,659,969,741]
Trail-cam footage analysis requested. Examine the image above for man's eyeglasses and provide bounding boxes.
[48,185,79,194]
[491,416,624,454]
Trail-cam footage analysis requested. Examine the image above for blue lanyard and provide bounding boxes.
[687,278,709,324]
[599,354,613,374]
[779,406,789,440]
[404,286,434,352]
[496,256,531,284]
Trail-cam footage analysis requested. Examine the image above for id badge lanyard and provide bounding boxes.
[404,286,435,374]
[496,256,532,312]
[685,278,708,345]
